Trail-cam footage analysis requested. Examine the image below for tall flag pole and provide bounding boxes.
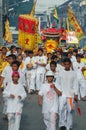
[30,0,37,16]
[53,6,59,23]
[68,6,84,41]
[66,17,70,32]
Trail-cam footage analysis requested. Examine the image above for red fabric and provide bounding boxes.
[18,16,36,34]
[12,71,20,77]
[44,28,59,34]
[77,107,81,116]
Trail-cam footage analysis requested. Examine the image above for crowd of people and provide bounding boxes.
[0,45,86,130]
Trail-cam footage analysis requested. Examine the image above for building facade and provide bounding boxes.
[57,0,86,34]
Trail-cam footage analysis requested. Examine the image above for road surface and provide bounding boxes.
[0,93,86,130]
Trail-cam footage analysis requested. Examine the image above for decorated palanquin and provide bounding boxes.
[18,14,38,50]
[42,28,61,53]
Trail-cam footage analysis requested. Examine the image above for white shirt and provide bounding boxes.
[73,62,84,71]
[24,56,37,69]
[1,65,12,87]
[36,55,47,72]
[3,82,27,113]
[71,55,76,64]
[58,69,78,97]
[39,82,61,113]
[1,65,26,87]
[46,63,64,72]
[18,69,26,87]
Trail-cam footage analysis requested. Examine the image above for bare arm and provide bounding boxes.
[38,95,43,106]
[0,76,4,87]
[35,62,46,67]
[54,86,62,96]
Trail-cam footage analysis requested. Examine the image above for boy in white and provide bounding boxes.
[24,50,37,93]
[46,55,64,72]
[3,71,27,130]
[0,54,16,119]
[38,71,62,130]
[58,58,78,130]
[35,48,47,92]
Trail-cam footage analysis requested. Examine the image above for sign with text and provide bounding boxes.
[66,31,78,44]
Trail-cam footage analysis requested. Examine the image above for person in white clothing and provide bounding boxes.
[35,48,47,93]
[49,61,59,83]
[58,58,78,130]
[38,71,62,130]
[0,60,26,120]
[70,49,77,64]
[0,54,16,119]
[73,54,86,100]
[17,54,26,73]
[3,71,27,130]
[25,50,37,94]
[46,55,64,72]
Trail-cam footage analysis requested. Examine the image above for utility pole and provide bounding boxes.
[4,0,9,15]
[0,0,9,46]
[0,0,3,46]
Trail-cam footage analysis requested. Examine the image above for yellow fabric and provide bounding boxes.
[18,30,37,50]
[4,19,12,43]
[2,61,9,71]
[53,6,58,20]
[0,55,8,72]
[20,62,24,70]
[30,0,37,16]
[68,6,84,41]
[81,58,86,77]
[46,39,57,53]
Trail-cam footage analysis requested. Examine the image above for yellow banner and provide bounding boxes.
[53,6,59,21]
[18,30,37,50]
[68,6,84,41]
[4,19,12,43]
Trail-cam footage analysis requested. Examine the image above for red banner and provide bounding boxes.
[18,16,36,34]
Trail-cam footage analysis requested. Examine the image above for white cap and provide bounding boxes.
[46,71,54,77]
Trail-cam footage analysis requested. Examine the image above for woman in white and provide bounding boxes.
[3,71,27,130]
[38,71,62,130]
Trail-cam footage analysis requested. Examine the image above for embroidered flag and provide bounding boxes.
[3,19,12,43]
[53,6,59,22]
[68,6,84,41]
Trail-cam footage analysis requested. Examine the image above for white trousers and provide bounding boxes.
[43,112,57,130]
[26,70,36,92]
[59,96,74,130]
[8,113,21,130]
[78,78,86,99]
[3,97,7,115]
[36,72,45,90]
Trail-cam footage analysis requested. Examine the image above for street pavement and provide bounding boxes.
[0,93,86,130]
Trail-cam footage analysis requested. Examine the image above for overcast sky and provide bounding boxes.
[35,0,69,13]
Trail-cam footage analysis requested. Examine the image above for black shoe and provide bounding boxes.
[30,90,34,95]
[3,115,8,121]
[60,126,66,130]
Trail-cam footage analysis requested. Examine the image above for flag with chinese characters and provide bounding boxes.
[18,14,38,50]
[53,6,59,22]
[68,6,84,41]
[4,19,12,43]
